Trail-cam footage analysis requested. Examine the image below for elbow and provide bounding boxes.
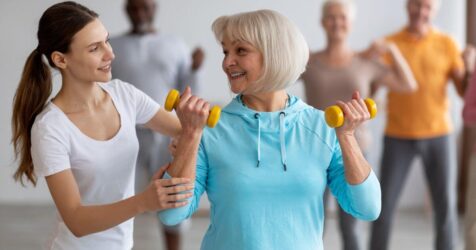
[361,202,381,221]
[159,216,183,227]
[159,211,186,226]
[402,79,418,93]
[65,223,89,238]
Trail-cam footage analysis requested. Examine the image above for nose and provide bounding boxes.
[105,43,115,61]
[223,54,236,69]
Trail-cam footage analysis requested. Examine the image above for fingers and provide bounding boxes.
[336,96,370,128]
[157,177,192,187]
[162,200,189,209]
[162,183,194,194]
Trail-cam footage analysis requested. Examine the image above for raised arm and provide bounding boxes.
[45,165,193,237]
[334,91,372,184]
[144,108,181,137]
[364,40,417,93]
[165,86,209,180]
[327,91,381,220]
[451,45,476,96]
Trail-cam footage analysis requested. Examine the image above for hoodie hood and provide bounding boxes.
[221,94,311,171]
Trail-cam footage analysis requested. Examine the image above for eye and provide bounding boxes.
[222,49,228,56]
[237,47,247,55]
[89,46,98,52]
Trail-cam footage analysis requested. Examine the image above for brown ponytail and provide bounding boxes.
[11,1,98,186]
[12,49,52,186]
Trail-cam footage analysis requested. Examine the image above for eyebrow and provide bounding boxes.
[86,33,110,48]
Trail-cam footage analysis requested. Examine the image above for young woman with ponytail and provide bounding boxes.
[11,2,208,249]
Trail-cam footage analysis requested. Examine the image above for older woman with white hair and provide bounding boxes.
[159,9,381,250]
[301,1,417,249]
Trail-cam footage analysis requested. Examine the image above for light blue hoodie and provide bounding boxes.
[160,95,381,250]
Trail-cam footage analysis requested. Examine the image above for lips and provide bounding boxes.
[229,71,246,79]
[98,64,111,72]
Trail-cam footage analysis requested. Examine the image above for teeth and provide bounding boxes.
[99,65,110,70]
[231,72,245,78]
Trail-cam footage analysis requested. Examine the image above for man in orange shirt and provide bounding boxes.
[369,0,476,249]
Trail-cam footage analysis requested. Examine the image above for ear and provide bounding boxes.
[51,51,67,69]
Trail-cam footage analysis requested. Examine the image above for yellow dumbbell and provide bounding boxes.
[324,98,377,128]
[164,89,221,128]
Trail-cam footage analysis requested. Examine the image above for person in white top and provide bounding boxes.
[109,1,204,248]
[11,2,209,250]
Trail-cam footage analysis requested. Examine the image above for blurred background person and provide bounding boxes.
[369,0,476,249]
[300,1,416,249]
[110,0,204,249]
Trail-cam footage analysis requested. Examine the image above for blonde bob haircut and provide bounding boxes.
[212,9,309,93]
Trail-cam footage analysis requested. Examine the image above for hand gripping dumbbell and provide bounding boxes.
[164,89,221,128]
[324,98,377,128]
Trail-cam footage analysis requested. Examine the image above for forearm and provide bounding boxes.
[388,45,417,92]
[167,129,202,179]
[63,194,145,237]
[337,133,371,185]
[145,109,182,137]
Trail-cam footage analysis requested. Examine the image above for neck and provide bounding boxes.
[241,90,289,112]
[54,76,106,113]
[325,39,352,57]
[407,24,430,37]
[130,26,156,35]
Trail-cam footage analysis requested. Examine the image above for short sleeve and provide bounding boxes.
[127,83,160,124]
[31,121,71,177]
[446,36,464,73]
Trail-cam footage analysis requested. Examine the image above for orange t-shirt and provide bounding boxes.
[384,27,464,139]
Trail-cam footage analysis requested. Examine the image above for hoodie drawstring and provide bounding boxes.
[254,113,261,168]
[253,112,287,171]
[279,112,287,171]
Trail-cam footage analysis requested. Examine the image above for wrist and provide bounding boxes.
[180,127,203,139]
[133,193,147,214]
[336,131,355,141]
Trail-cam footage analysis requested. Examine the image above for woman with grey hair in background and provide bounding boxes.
[159,9,381,250]
[301,0,417,249]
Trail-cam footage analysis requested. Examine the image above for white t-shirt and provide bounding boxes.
[31,79,160,250]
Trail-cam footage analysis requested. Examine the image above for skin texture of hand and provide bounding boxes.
[175,86,209,133]
[138,163,194,212]
[335,91,371,137]
[191,47,205,71]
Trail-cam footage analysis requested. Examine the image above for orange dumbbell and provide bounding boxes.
[164,89,221,128]
[324,98,377,128]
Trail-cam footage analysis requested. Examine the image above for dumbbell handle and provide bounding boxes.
[164,89,221,128]
[324,98,377,128]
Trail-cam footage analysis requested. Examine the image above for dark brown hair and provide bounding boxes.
[12,1,98,186]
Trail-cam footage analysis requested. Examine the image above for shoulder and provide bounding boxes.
[101,79,136,97]
[294,100,338,151]
[32,104,70,143]
[354,55,387,71]
[433,29,459,47]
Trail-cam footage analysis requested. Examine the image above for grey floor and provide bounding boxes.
[0,205,464,250]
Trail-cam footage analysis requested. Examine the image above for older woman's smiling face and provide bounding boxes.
[221,36,263,94]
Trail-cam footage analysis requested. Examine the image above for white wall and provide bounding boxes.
[0,0,466,209]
